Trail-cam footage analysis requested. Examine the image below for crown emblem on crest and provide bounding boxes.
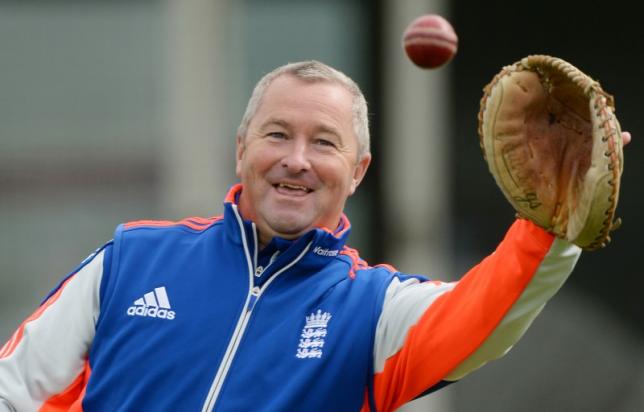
[305,309,332,329]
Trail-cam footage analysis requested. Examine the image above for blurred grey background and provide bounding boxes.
[1,0,642,411]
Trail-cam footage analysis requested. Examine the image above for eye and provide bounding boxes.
[315,138,337,148]
[267,131,287,140]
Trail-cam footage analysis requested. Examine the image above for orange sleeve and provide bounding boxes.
[372,219,558,411]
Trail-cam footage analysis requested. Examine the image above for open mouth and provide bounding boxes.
[273,182,313,195]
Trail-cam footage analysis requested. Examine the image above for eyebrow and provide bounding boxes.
[260,118,290,130]
[316,124,342,140]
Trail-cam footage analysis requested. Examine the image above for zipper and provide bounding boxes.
[255,250,280,278]
[247,286,260,312]
[201,206,311,412]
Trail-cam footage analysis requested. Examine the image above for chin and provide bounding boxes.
[266,214,314,237]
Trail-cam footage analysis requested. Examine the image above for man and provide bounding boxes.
[0,61,631,412]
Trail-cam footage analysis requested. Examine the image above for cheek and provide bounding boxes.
[241,149,269,177]
[319,163,355,191]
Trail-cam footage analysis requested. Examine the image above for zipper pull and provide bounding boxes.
[247,286,260,312]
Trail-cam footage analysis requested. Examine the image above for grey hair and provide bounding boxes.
[236,60,370,158]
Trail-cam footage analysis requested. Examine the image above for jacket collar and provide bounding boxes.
[222,184,351,273]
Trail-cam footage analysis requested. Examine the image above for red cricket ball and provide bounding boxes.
[402,14,458,69]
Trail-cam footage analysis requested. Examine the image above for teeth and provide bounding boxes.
[278,183,310,192]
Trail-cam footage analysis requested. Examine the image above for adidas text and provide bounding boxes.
[127,306,176,320]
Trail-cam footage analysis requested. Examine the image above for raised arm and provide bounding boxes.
[371,219,580,411]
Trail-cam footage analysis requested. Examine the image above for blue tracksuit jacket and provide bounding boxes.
[0,184,582,411]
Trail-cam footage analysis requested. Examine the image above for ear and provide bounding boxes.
[349,153,372,195]
[235,135,245,178]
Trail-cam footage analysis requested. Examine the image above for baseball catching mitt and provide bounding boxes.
[478,55,623,250]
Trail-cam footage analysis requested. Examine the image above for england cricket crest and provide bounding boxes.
[296,309,332,359]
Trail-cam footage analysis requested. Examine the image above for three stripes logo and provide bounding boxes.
[126,286,176,320]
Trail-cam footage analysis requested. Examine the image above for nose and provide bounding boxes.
[281,138,311,173]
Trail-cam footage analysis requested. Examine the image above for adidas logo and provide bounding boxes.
[126,286,176,320]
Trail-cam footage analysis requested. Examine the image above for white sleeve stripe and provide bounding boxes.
[445,238,580,380]
[0,250,104,411]
[0,274,76,360]
[374,277,457,373]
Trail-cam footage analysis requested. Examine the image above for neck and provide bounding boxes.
[257,231,273,250]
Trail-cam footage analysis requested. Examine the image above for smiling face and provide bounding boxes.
[236,74,371,247]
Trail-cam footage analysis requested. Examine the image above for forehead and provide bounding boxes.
[253,75,355,128]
